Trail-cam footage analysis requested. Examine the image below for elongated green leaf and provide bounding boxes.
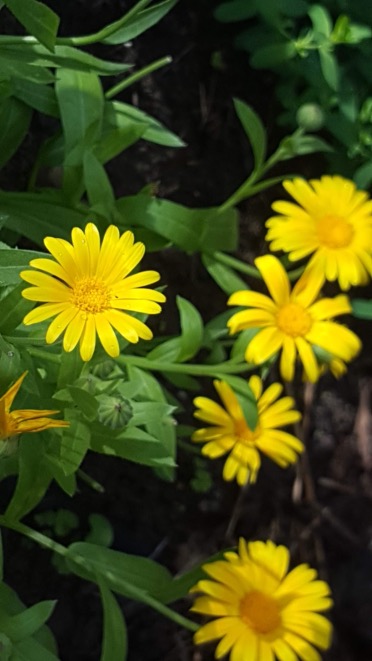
[4,0,59,51]
[147,296,203,362]
[0,601,56,642]
[0,192,88,245]
[352,298,372,320]
[249,41,297,68]
[308,4,332,37]
[108,100,185,147]
[117,196,238,252]
[319,49,339,90]
[66,542,173,601]
[67,386,98,421]
[83,150,116,217]
[0,284,33,334]
[177,296,203,361]
[5,437,52,522]
[12,79,59,116]
[0,247,43,286]
[104,0,177,44]
[0,44,132,75]
[56,70,104,164]
[91,424,175,468]
[0,97,32,169]
[99,580,128,661]
[130,401,175,427]
[59,412,90,475]
[233,98,266,169]
[202,253,248,294]
[0,52,54,83]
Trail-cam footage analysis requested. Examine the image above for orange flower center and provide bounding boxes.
[317,214,354,248]
[234,418,259,443]
[72,277,110,314]
[276,303,312,337]
[240,590,281,634]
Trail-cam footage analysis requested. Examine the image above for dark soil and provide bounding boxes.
[2,1,372,660]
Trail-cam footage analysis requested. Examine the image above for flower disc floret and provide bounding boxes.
[192,375,303,486]
[227,255,361,382]
[266,176,372,290]
[20,223,166,361]
[190,539,333,661]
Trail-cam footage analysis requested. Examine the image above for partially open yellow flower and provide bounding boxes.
[227,255,361,382]
[266,176,372,290]
[0,372,68,444]
[192,375,303,486]
[191,539,333,661]
[21,223,166,361]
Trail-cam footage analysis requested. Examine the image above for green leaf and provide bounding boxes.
[98,580,128,661]
[0,283,33,334]
[0,247,43,286]
[233,99,266,170]
[147,296,203,362]
[214,0,257,22]
[352,298,372,320]
[0,51,54,83]
[66,542,173,602]
[56,69,104,166]
[308,4,332,37]
[130,401,175,427]
[59,412,90,475]
[250,41,297,68]
[5,436,52,522]
[91,424,175,468]
[116,196,238,252]
[83,150,116,217]
[0,97,32,169]
[0,601,56,642]
[107,101,185,148]
[0,43,132,75]
[354,160,372,189]
[202,253,248,294]
[4,0,59,52]
[12,79,59,117]
[67,386,98,421]
[104,0,177,44]
[0,192,88,245]
[318,49,339,90]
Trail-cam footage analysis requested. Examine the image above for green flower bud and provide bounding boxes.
[97,395,133,429]
[296,103,324,131]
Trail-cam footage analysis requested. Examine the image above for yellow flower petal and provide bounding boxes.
[255,255,290,306]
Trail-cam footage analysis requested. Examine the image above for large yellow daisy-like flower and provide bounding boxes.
[227,255,361,382]
[0,372,68,445]
[266,176,372,290]
[21,223,166,361]
[192,375,303,486]
[191,539,333,661]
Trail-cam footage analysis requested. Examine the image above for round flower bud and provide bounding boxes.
[296,103,324,131]
[97,395,133,430]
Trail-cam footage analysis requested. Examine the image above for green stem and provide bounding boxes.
[119,355,251,377]
[0,0,153,47]
[0,516,198,633]
[27,347,62,364]
[212,252,305,283]
[105,57,172,99]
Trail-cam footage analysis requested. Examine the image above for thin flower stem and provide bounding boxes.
[0,516,198,632]
[105,57,172,99]
[212,251,304,282]
[119,355,252,377]
[0,0,153,47]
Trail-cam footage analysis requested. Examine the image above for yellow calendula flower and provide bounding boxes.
[21,223,166,361]
[192,375,303,486]
[227,255,361,382]
[191,539,333,661]
[0,372,68,446]
[266,176,372,290]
